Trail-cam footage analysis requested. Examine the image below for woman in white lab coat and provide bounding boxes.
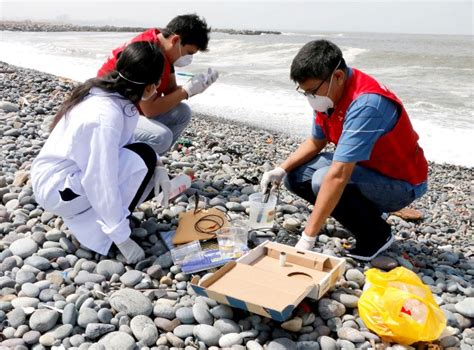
[31,41,171,263]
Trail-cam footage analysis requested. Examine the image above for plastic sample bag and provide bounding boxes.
[358,267,446,345]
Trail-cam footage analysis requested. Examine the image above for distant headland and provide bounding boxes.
[0,20,281,35]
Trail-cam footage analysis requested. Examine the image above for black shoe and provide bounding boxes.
[346,233,395,261]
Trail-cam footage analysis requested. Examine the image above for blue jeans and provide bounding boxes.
[284,152,428,213]
[134,103,192,156]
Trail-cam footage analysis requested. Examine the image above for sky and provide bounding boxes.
[1,0,473,35]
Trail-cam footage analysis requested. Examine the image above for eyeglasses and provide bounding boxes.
[295,59,343,97]
[295,77,328,97]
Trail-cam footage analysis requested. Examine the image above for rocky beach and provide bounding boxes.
[0,61,473,350]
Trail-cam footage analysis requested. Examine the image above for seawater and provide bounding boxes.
[0,30,472,167]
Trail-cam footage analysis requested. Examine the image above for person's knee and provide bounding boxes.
[124,142,157,172]
[283,170,299,194]
[139,127,173,156]
[311,166,330,195]
[171,103,192,125]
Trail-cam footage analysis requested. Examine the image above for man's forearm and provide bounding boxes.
[139,87,188,116]
[280,138,327,173]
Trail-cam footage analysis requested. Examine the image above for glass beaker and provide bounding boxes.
[217,221,249,259]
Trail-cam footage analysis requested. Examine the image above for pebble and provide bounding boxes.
[176,307,195,324]
[98,331,135,350]
[173,324,196,338]
[29,309,59,332]
[267,337,297,350]
[193,324,222,346]
[9,238,38,258]
[318,298,346,320]
[96,260,124,279]
[337,327,365,343]
[153,303,176,320]
[192,302,214,325]
[219,332,243,347]
[109,288,152,316]
[85,323,116,339]
[371,255,399,270]
[345,269,365,287]
[455,298,474,318]
[281,317,303,332]
[130,315,158,346]
[119,269,142,287]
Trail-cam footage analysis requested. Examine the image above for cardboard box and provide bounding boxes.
[190,241,345,321]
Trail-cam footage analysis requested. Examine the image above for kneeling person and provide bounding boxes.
[32,42,171,263]
[261,40,428,261]
[98,14,218,155]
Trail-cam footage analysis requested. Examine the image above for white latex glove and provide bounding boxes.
[183,73,208,98]
[154,166,171,208]
[116,238,145,264]
[204,67,219,87]
[295,231,317,251]
[260,167,287,193]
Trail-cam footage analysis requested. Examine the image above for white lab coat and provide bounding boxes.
[31,87,152,255]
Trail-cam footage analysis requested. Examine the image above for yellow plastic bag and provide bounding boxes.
[358,267,446,345]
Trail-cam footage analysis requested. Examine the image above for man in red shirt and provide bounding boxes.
[98,14,218,155]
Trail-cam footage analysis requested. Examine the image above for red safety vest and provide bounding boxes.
[97,28,172,97]
[315,68,428,185]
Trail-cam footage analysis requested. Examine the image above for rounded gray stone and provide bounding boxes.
[193,324,222,346]
[109,289,152,317]
[29,309,59,332]
[214,318,241,334]
[98,331,135,350]
[96,260,124,279]
[345,269,365,287]
[9,238,38,258]
[192,302,214,325]
[210,304,233,319]
[318,298,346,320]
[218,333,243,347]
[176,307,195,324]
[153,303,176,320]
[455,297,474,318]
[85,323,115,339]
[173,324,195,338]
[130,315,158,346]
[336,327,365,343]
[119,270,142,287]
[268,338,297,350]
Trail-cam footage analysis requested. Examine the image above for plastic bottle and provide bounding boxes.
[156,174,192,204]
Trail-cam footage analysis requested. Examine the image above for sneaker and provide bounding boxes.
[346,233,395,261]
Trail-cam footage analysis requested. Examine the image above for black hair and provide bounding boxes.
[162,14,211,51]
[290,40,347,83]
[51,41,164,130]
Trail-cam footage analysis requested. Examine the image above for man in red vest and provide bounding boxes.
[261,40,428,261]
[98,14,218,155]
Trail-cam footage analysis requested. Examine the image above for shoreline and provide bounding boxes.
[1,59,471,171]
[0,20,282,35]
[0,61,472,349]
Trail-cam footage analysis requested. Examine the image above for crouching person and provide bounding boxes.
[31,41,171,263]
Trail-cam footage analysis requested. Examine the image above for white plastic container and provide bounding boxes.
[248,192,277,229]
[156,174,191,203]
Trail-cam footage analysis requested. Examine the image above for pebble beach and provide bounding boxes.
[0,61,473,350]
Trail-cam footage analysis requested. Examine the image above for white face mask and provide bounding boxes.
[141,83,157,101]
[306,60,341,113]
[174,43,193,67]
[307,95,333,113]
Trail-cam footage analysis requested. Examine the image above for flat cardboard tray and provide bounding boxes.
[190,241,345,321]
